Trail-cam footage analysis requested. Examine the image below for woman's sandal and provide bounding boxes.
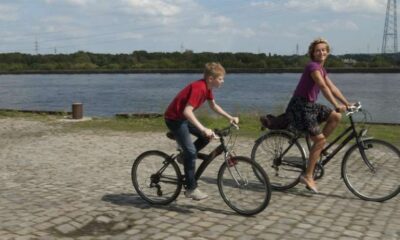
[299,175,319,194]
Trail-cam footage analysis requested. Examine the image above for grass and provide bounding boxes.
[0,110,64,121]
[67,116,168,132]
[332,119,400,145]
[1,110,399,145]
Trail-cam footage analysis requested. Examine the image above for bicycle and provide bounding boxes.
[251,102,400,202]
[131,124,272,216]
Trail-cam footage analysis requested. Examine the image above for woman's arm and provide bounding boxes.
[325,75,350,106]
[311,71,341,109]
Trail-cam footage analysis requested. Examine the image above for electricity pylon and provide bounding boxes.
[382,0,398,53]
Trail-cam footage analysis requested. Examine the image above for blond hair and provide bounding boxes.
[203,62,225,79]
[308,37,330,61]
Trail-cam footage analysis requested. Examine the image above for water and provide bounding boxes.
[0,73,399,123]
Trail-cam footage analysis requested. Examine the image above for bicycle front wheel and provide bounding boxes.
[251,131,306,190]
[132,150,182,205]
[218,156,271,216]
[342,139,400,202]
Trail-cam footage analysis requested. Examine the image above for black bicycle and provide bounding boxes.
[132,124,272,216]
[251,102,400,202]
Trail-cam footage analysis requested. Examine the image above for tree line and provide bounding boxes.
[0,51,399,72]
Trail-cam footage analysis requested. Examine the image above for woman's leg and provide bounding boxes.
[307,134,326,178]
[301,134,325,193]
[322,111,341,138]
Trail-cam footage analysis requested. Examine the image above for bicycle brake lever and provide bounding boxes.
[209,132,220,140]
[231,123,239,130]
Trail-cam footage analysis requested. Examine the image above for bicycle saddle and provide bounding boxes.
[166,131,175,140]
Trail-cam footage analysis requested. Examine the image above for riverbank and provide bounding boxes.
[1,67,400,74]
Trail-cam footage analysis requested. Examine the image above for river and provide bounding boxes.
[0,73,399,123]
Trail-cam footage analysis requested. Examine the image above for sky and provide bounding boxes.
[0,0,392,55]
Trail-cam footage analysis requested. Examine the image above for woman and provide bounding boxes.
[285,38,351,193]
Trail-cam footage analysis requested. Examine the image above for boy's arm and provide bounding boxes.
[183,105,214,137]
[208,100,239,124]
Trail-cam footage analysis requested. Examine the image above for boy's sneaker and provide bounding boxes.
[184,188,208,200]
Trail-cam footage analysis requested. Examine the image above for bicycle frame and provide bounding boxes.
[168,128,232,182]
[303,113,372,169]
[195,144,226,180]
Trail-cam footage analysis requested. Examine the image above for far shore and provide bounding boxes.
[1,67,400,75]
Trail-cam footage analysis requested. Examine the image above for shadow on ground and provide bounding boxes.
[101,193,237,216]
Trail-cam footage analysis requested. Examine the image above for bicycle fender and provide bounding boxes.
[135,150,170,161]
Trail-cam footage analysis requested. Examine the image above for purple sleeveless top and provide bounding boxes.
[293,61,327,102]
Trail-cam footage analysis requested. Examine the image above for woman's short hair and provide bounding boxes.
[308,38,330,60]
[204,62,226,78]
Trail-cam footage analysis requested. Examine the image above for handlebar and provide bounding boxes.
[346,102,362,116]
[214,123,239,138]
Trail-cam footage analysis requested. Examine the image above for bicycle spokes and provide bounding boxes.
[342,139,400,202]
[228,164,249,187]
[218,157,271,216]
[132,151,182,205]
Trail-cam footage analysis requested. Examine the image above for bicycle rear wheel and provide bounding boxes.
[342,139,400,202]
[132,150,182,205]
[251,131,306,190]
[218,156,271,216]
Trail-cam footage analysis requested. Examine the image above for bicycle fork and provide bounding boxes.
[225,153,249,187]
[357,138,376,173]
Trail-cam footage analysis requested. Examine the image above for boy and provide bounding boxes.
[164,62,239,200]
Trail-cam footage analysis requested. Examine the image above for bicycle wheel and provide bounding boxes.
[342,139,400,202]
[251,131,306,190]
[217,156,271,216]
[132,150,183,205]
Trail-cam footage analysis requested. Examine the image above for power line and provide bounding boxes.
[0,3,297,54]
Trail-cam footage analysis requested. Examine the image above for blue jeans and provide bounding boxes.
[165,119,210,190]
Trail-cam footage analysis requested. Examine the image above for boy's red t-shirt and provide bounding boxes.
[165,79,214,120]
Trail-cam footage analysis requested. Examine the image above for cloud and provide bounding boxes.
[251,0,386,14]
[44,0,95,6]
[304,19,359,33]
[250,1,277,8]
[0,4,18,21]
[192,14,255,38]
[122,0,181,17]
[284,0,386,14]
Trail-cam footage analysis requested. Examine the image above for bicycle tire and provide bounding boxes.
[342,139,400,202]
[217,156,271,216]
[131,150,183,205]
[251,131,306,190]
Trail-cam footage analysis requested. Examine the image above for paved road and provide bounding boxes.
[0,119,399,240]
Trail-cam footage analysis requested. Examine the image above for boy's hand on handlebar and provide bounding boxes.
[230,117,239,125]
[202,128,215,139]
[230,117,239,129]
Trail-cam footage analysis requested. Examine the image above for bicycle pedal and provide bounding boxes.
[321,150,331,156]
[166,132,175,140]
